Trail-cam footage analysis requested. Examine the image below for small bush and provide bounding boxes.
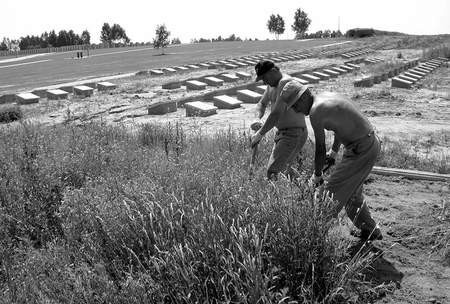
[0,104,22,123]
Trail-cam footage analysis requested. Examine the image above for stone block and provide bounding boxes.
[354,77,374,87]
[340,65,354,72]
[408,69,426,77]
[148,101,177,115]
[16,92,40,104]
[187,65,200,69]
[413,67,430,74]
[323,69,339,77]
[345,63,360,69]
[184,101,217,117]
[207,62,220,69]
[224,63,238,69]
[59,86,74,93]
[31,89,48,98]
[174,66,189,71]
[162,82,182,90]
[235,71,252,80]
[297,74,320,83]
[417,65,433,72]
[290,77,309,85]
[73,85,94,97]
[398,74,417,83]
[97,82,117,91]
[213,95,242,109]
[422,62,438,69]
[236,89,262,103]
[47,89,69,100]
[202,76,224,86]
[391,77,412,89]
[216,73,240,82]
[331,67,347,74]
[271,57,282,63]
[162,67,177,73]
[198,63,211,68]
[185,80,207,90]
[150,69,164,75]
[254,85,267,94]
[312,71,330,80]
[404,71,421,80]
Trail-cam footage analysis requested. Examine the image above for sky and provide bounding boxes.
[1,0,449,44]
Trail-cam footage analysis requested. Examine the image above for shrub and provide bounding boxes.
[0,104,22,123]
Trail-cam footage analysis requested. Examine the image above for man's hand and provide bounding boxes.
[255,103,265,119]
[251,131,263,148]
[309,173,324,188]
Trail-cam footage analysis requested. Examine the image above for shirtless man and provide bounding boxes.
[251,60,309,180]
[253,87,382,240]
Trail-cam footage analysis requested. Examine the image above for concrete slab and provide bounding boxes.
[97,82,117,91]
[323,69,340,78]
[408,69,427,77]
[83,82,97,89]
[186,65,200,69]
[59,86,74,93]
[184,101,217,117]
[31,89,48,98]
[312,71,330,80]
[331,67,347,74]
[340,65,354,72]
[398,74,417,83]
[391,77,412,89]
[73,85,94,97]
[297,74,320,84]
[290,77,309,85]
[236,89,262,103]
[185,80,207,90]
[47,89,69,100]
[354,77,374,87]
[413,67,430,74]
[198,63,211,68]
[16,92,40,104]
[253,85,267,94]
[162,82,182,89]
[150,69,164,75]
[235,71,252,80]
[148,101,177,115]
[404,71,422,80]
[345,63,360,69]
[213,95,242,109]
[224,63,238,69]
[417,65,433,72]
[216,73,240,83]
[174,66,189,71]
[202,76,224,86]
[162,67,177,73]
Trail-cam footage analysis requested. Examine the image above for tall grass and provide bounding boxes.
[0,121,391,303]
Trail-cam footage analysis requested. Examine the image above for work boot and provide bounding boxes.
[351,227,383,241]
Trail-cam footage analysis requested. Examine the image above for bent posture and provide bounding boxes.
[295,91,382,240]
[251,60,309,180]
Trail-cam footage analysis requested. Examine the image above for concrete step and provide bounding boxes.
[236,89,262,103]
[47,89,69,100]
[148,101,178,115]
[150,69,164,75]
[97,82,117,91]
[296,74,320,84]
[213,95,242,109]
[391,77,412,89]
[354,77,373,87]
[216,73,240,83]
[74,85,94,97]
[185,101,218,117]
[162,82,182,90]
[312,71,330,80]
[185,80,207,90]
[202,76,224,86]
[398,74,418,83]
[323,69,340,77]
[16,92,40,104]
[162,67,177,73]
[235,71,252,80]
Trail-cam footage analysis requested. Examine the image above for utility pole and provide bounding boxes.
[338,16,340,32]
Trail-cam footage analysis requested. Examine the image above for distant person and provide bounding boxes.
[250,60,309,180]
[251,71,382,241]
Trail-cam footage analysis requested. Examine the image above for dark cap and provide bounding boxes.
[255,60,275,82]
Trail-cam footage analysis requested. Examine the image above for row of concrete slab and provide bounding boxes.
[148,61,363,117]
[341,48,374,59]
[13,81,118,104]
[391,57,448,89]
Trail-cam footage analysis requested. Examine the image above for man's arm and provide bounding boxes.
[255,86,270,119]
[331,134,341,152]
[258,94,286,135]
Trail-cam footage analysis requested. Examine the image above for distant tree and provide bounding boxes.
[81,30,91,44]
[56,30,70,47]
[40,32,49,48]
[0,38,9,51]
[100,23,112,45]
[267,14,285,40]
[47,30,57,47]
[111,23,130,44]
[323,29,331,38]
[171,37,181,44]
[153,24,170,54]
[292,8,311,39]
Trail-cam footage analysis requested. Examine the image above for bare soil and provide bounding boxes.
[6,48,450,303]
